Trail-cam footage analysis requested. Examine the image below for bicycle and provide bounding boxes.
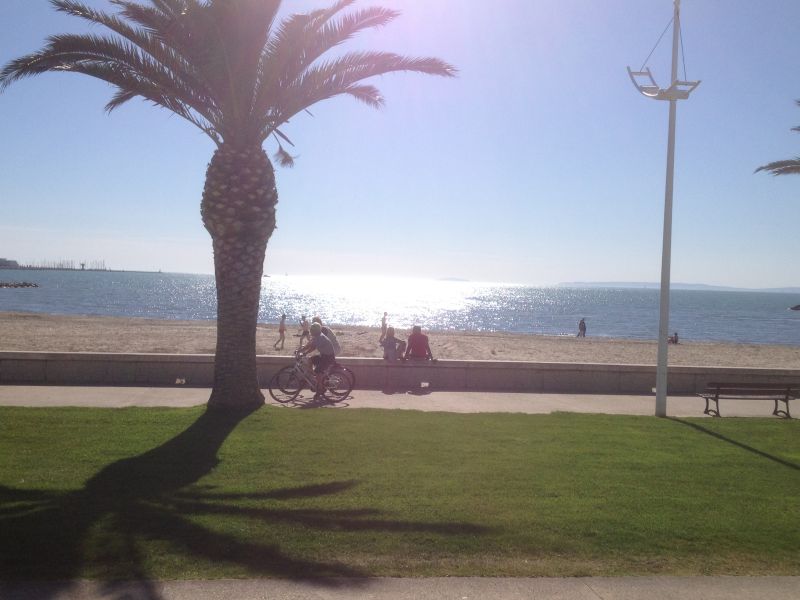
[336,363,356,390]
[268,351,353,403]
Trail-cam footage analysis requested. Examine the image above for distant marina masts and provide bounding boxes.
[627,0,700,417]
[0,258,108,271]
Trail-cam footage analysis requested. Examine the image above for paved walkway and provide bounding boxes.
[2,576,800,600]
[0,385,790,418]
[1,386,796,599]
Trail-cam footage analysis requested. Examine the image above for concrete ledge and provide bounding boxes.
[2,352,799,394]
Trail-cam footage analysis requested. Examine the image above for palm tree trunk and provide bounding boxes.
[201,144,277,412]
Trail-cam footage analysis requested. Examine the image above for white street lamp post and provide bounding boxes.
[627,0,699,417]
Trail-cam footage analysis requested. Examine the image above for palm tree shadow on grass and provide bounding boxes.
[0,406,489,600]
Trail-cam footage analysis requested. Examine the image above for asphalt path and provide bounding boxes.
[0,386,789,418]
[2,576,799,600]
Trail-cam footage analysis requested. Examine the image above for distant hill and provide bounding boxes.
[557,282,800,294]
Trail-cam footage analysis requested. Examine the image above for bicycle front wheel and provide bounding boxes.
[268,366,303,403]
[322,365,354,400]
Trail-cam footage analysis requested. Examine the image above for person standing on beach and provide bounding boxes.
[405,325,434,361]
[379,312,388,342]
[299,315,311,346]
[274,314,287,350]
[577,318,586,338]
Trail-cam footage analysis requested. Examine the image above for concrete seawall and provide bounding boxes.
[1,352,798,395]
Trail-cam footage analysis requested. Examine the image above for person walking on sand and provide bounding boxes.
[274,313,287,350]
[379,312,388,342]
[577,318,586,338]
[299,315,311,346]
[405,325,434,361]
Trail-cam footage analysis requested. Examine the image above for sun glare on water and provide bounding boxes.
[260,274,500,329]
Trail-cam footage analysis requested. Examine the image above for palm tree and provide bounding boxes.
[756,99,800,176]
[0,0,455,412]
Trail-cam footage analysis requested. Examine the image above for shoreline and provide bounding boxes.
[2,311,799,369]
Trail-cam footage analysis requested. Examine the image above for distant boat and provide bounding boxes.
[791,304,800,311]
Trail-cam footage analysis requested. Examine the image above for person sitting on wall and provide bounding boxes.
[404,325,434,361]
[380,326,406,360]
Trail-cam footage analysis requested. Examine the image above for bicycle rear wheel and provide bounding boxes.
[337,365,356,390]
[322,365,354,400]
[268,366,303,403]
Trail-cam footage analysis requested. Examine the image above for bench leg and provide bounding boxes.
[703,396,721,417]
[773,399,791,419]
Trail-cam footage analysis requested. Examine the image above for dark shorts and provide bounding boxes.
[311,354,335,373]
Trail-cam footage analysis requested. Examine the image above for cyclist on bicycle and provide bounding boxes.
[311,316,341,355]
[299,322,336,399]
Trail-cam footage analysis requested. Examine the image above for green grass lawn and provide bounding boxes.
[1,405,798,580]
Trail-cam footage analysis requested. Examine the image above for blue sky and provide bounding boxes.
[1,0,799,288]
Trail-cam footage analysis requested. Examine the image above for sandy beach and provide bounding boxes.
[3,311,799,369]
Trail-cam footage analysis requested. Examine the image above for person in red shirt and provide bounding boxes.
[404,325,434,361]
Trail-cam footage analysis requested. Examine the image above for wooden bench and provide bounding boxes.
[697,383,797,418]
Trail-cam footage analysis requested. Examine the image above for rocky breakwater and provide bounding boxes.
[0,281,39,288]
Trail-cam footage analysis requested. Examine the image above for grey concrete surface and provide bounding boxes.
[0,385,792,418]
[2,576,799,600]
[4,351,799,395]
[0,385,209,408]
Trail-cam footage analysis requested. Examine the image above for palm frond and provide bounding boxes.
[206,0,282,123]
[3,0,455,154]
[254,5,400,122]
[273,127,295,147]
[342,84,384,108]
[269,50,455,127]
[51,0,211,104]
[1,30,223,139]
[273,140,296,168]
[107,0,175,36]
[104,82,217,141]
[58,58,206,127]
[757,98,800,176]
[755,159,800,176]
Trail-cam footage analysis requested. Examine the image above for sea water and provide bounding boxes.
[1,269,799,346]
